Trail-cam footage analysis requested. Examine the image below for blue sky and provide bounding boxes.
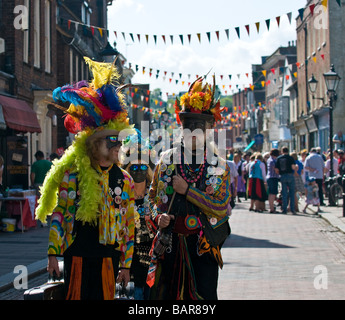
[107,0,306,98]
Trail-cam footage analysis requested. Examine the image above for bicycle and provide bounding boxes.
[325,175,343,206]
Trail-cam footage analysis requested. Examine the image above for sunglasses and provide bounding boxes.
[130,164,148,172]
[105,135,122,149]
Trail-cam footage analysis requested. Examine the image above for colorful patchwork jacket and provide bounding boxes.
[48,167,135,269]
[148,147,231,234]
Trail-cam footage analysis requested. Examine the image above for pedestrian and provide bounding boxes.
[242,152,251,200]
[290,152,304,213]
[233,152,246,202]
[226,156,238,210]
[121,133,155,300]
[333,130,345,151]
[247,153,267,213]
[338,150,345,176]
[146,76,231,300]
[304,148,325,206]
[302,178,320,214]
[35,58,136,300]
[325,151,339,178]
[275,147,296,214]
[300,149,309,185]
[266,149,280,213]
[30,150,52,197]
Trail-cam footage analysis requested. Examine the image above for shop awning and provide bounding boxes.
[0,94,41,133]
[244,140,255,151]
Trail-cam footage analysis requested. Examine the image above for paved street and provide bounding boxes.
[1,199,345,300]
[219,200,345,300]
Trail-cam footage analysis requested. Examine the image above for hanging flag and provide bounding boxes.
[235,27,240,39]
[336,0,341,6]
[287,12,292,24]
[114,31,117,38]
[162,35,166,44]
[271,68,275,75]
[228,75,232,80]
[321,54,325,60]
[265,19,270,31]
[91,27,94,36]
[145,34,149,43]
[321,0,328,10]
[206,32,211,42]
[296,62,301,68]
[179,34,183,45]
[225,29,229,40]
[245,25,250,36]
[255,22,260,33]
[170,35,174,44]
[262,70,267,77]
[309,3,316,16]
[153,35,157,44]
[137,34,141,42]
[197,33,201,43]
[298,8,305,21]
[261,81,265,87]
[129,33,134,42]
[293,72,298,78]
[276,16,280,27]
[121,32,125,40]
[245,73,249,78]
[215,31,220,41]
[312,57,317,63]
[98,28,103,37]
[68,20,71,29]
[188,34,191,44]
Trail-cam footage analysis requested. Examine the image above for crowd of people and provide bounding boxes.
[226,144,345,215]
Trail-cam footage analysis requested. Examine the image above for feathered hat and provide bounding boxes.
[52,57,131,137]
[174,74,223,125]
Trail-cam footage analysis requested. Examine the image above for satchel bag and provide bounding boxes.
[199,213,231,247]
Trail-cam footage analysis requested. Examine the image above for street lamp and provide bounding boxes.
[308,65,341,206]
[308,74,324,103]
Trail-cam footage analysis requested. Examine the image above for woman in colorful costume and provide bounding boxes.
[35,58,136,300]
[146,76,231,300]
[121,132,155,300]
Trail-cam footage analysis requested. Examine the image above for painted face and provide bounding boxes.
[129,163,148,183]
[182,119,207,151]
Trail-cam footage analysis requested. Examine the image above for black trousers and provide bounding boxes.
[63,253,120,300]
[316,179,324,205]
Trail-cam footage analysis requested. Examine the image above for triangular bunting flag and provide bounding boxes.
[321,0,328,10]
[321,54,325,60]
[206,32,211,42]
[276,16,280,27]
[145,34,149,43]
[228,75,232,80]
[215,31,219,41]
[245,25,250,36]
[68,20,71,29]
[287,12,292,24]
[137,34,141,42]
[298,8,305,21]
[265,19,270,31]
[309,3,316,16]
[114,31,117,38]
[271,68,275,75]
[336,0,341,6]
[170,35,173,44]
[153,35,157,44]
[121,32,125,40]
[162,35,166,44]
[255,22,260,33]
[312,56,317,63]
[293,72,297,78]
[91,27,95,36]
[129,33,134,42]
[188,34,191,44]
[225,29,229,40]
[235,27,240,39]
[262,70,267,77]
[197,33,201,43]
[99,28,103,37]
[179,34,183,45]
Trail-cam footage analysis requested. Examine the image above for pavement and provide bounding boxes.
[0,197,344,295]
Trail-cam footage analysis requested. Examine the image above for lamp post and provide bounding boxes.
[308,65,341,206]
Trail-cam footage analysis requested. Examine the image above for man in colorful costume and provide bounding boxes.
[35,58,136,300]
[146,76,231,300]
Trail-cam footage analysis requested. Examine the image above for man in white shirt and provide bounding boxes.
[333,130,345,151]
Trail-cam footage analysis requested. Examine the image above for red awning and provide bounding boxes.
[0,94,41,133]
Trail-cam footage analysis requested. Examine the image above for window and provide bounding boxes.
[44,0,51,73]
[23,0,29,63]
[81,2,91,25]
[34,0,40,68]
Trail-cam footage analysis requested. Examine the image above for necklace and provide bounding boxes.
[179,150,206,184]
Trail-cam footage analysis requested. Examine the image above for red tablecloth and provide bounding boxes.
[3,196,37,230]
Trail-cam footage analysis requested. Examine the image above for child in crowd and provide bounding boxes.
[303,177,320,214]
